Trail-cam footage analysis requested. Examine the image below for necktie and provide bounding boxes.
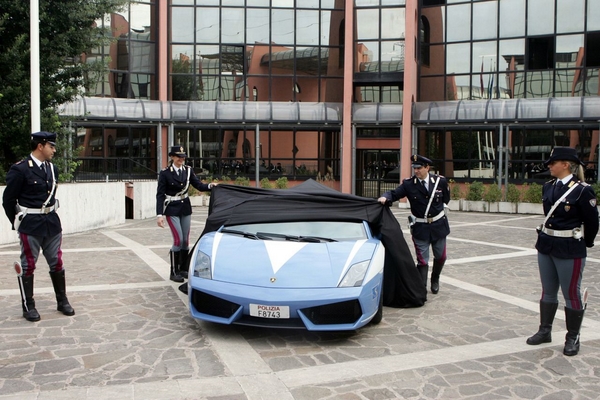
[421,180,427,190]
[554,180,563,200]
[177,168,181,178]
[43,162,48,178]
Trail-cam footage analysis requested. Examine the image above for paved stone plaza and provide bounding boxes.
[0,206,599,399]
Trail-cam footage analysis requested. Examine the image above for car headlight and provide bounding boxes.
[193,251,212,279]
[339,260,369,287]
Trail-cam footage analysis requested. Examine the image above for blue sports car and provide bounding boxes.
[184,180,426,331]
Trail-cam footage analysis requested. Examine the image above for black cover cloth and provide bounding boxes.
[197,179,426,308]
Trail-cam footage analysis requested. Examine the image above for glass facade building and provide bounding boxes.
[61,0,600,195]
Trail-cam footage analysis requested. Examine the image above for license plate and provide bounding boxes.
[249,304,290,319]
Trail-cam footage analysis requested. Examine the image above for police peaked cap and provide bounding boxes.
[411,154,433,167]
[31,131,56,146]
[169,146,187,157]
[544,147,584,166]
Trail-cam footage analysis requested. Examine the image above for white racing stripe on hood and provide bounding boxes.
[212,232,225,274]
[339,239,367,279]
[264,241,308,274]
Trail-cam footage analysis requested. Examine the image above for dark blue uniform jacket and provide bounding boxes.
[156,165,211,216]
[382,173,450,241]
[2,156,62,236]
[536,177,599,259]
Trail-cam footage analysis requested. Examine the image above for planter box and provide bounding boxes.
[463,200,487,212]
[517,202,543,215]
[498,202,518,214]
[447,199,462,211]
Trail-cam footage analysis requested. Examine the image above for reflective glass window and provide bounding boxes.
[272,0,294,8]
[499,0,525,38]
[172,7,195,43]
[247,8,270,43]
[420,44,445,76]
[446,43,471,74]
[356,9,380,40]
[222,0,244,5]
[296,10,320,46]
[381,8,404,39]
[222,8,244,44]
[446,4,471,42]
[557,0,584,34]
[299,0,319,8]
[271,9,295,45]
[589,1,600,31]
[472,41,497,76]
[527,0,555,36]
[172,0,194,4]
[355,0,380,6]
[499,38,525,72]
[196,8,220,43]
[472,1,497,41]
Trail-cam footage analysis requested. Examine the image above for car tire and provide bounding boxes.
[370,292,383,325]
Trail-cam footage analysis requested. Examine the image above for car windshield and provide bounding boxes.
[223,221,368,241]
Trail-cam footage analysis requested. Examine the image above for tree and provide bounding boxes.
[0,0,129,172]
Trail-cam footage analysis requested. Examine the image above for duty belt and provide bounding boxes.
[165,193,189,202]
[541,226,583,238]
[413,210,445,224]
[20,205,56,214]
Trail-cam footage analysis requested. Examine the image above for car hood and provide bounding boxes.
[197,232,382,288]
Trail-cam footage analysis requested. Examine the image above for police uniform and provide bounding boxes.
[156,146,213,287]
[527,146,599,356]
[2,131,74,321]
[380,155,450,294]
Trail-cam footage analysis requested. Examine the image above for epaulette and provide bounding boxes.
[15,160,24,165]
[161,167,169,171]
[580,181,590,186]
[402,177,411,183]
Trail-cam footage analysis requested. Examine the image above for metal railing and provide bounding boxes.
[73,157,157,182]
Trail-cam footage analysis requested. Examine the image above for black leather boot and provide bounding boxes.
[431,259,445,294]
[526,301,558,345]
[170,250,184,283]
[19,275,40,322]
[49,270,75,316]
[179,250,189,279]
[563,307,585,356]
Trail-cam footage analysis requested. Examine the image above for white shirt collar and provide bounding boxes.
[30,154,44,168]
[558,174,573,185]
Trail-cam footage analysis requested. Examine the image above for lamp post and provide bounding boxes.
[30,0,41,132]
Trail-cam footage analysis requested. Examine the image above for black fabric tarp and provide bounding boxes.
[197,179,426,308]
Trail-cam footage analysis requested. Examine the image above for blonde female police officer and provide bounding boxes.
[527,147,598,356]
[156,146,216,292]
[378,155,450,295]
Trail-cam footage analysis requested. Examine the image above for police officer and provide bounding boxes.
[527,147,598,356]
[378,155,450,294]
[2,131,75,321]
[156,146,216,293]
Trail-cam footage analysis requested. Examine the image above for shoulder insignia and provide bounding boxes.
[28,160,33,167]
[169,166,174,172]
[590,199,597,207]
[568,181,575,188]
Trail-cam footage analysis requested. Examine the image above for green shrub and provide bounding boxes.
[591,183,600,203]
[275,176,289,189]
[260,178,273,189]
[483,184,502,203]
[449,180,462,200]
[522,183,543,203]
[505,183,522,203]
[466,181,484,201]
[233,176,250,186]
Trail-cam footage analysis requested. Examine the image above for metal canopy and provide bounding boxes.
[413,97,600,125]
[59,97,343,125]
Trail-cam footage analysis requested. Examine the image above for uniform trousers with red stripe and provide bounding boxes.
[19,232,63,276]
[166,214,191,252]
[537,252,585,309]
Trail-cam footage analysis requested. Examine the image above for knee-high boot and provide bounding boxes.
[179,250,189,279]
[18,275,40,322]
[563,307,585,356]
[170,250,184,283]
[430,259,445,294]
[49,270,75,316]
[526,301,558,345]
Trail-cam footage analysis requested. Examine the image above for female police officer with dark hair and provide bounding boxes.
[156,146,216,292]
[527,147,598,356]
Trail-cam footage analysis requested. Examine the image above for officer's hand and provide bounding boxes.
[377,197,389,205]
[157,216,165,228]
[586,241,594,248]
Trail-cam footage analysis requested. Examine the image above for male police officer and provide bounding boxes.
[378,155,450,294]
[2,131,75,321]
